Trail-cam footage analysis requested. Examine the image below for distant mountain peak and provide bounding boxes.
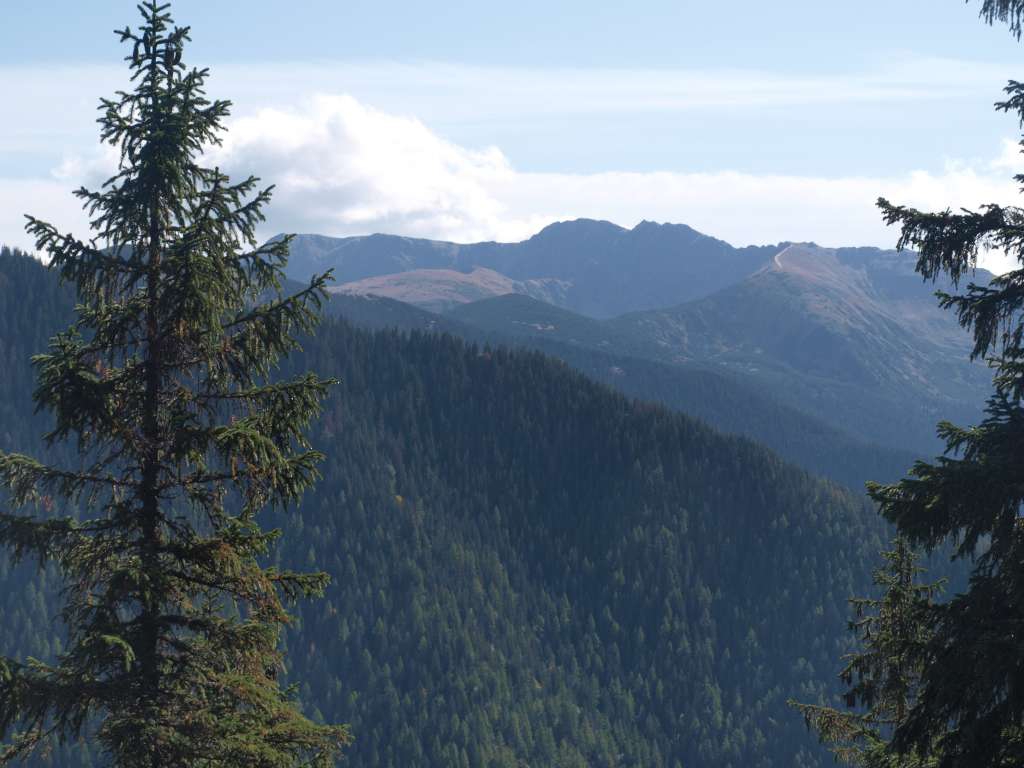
[631,219,699,234]
[281,221,777,317]
[530,218,627,240]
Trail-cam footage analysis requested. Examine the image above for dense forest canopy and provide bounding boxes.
[0,246,899,767]
[5,2,1023,766]
[0,1,348,763]
[327,292,920,491]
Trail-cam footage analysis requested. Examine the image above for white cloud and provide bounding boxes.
[3,88,1022,275]
[207,95,525,243]
[0,179,92,253]
[990,137,1024,172]
[206,94,1021,275]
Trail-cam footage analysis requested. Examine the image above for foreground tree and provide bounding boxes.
[791,540,943,767]
[857,3,1024,765]
[0,3,349,765]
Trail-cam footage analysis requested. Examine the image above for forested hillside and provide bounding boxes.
[329,292,918,489]
[2,248,892,766]
[0,247,88,765]
[294,224,991,457]
[611,244,990,453]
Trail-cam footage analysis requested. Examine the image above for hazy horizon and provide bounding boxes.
[4,1,1022,272]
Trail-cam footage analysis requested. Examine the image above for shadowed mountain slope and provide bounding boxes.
[2,247,891,767]
[610,243,991,452]
[429,242,991,454]
[287,221,992,453]
[325,292,917,489]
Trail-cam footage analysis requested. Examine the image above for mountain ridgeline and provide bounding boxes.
[282,219,778,318]
[0,246,891,767]
[327,292,917,490]
[609,244,990,452]
[288,222,991,457]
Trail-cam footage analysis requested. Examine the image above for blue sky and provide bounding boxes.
[3,1,1024,269]
[6,1,1020,72]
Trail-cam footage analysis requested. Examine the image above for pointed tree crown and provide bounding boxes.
[0,3,349,765]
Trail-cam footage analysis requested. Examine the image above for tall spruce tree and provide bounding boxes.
[791,540,944,767]
[860,2,1024,765]
[0,3,349,766]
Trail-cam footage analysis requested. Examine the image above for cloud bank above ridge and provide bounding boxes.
[161,95,1024,273]
[2,66,1022,273]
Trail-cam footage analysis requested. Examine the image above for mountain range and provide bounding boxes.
[0,246,898,767]
[0,219,990,766]
[282,219,778,318]
[284,220,992,456]
[325,291,917,491]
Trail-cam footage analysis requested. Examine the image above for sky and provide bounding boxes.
[3,0,1024,271]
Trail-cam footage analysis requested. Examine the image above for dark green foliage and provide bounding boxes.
[791,540,944,767]
[221,319,900,768]
[861,7,1024,764]
[441,273,989,459]
[0,4,347,766]
[526,339,919,489]
[259,316,913,767]
[329,292,920,489]
[0,247,90,768]
[978,0,1024,37]
[0,246,900,766]
[0,246,77,460]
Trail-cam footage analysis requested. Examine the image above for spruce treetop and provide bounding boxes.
[0,3,349,765]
